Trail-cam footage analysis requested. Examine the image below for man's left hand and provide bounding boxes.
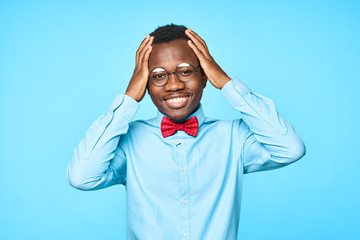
[185,28,231,89]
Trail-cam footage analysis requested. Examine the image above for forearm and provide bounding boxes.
[221,78,306,171]
[67,94,139,190]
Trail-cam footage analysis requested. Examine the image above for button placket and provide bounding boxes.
[176,138,191,239]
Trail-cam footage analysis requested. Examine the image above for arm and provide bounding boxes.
[221,78,305,173]
[67,95,139,190]
[185,29,305,173]
[67,35,154,190]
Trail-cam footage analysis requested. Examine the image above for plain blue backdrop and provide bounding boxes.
[1,0,359,239]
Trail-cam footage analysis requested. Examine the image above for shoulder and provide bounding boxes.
[121,117,163,150]
[127,117,160,137]
[201,117,247,135]
[202,117,244,128]
[129,117,156,128]
[202,117,251,143]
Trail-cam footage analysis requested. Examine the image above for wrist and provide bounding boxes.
[125,90,142,102]
[218,76,231,89]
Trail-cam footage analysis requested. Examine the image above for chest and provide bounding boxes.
[124,127,240,196]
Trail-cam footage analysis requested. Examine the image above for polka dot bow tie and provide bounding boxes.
[161,116,199,138]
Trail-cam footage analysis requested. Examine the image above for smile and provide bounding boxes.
[164,96,190,108]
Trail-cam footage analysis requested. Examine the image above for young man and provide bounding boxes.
[67,24,305,239]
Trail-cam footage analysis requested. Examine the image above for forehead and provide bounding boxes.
[148,39,198,71]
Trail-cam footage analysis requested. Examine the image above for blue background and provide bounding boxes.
[1,0,359,239]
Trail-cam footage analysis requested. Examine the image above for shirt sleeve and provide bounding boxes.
[221,78,306,174]
[67,94,139,190]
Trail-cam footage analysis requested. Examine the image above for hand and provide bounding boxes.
[185,28,231,89]
[125,35,154,102]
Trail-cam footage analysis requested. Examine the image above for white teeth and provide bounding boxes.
[167,97,187,103]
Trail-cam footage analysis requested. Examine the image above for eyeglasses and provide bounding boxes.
[148,62,201,87]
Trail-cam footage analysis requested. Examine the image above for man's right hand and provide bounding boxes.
[125,35,154,102]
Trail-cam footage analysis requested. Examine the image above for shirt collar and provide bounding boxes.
[155,104,206,128]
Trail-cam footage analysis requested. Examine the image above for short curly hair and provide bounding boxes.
[149,23,190,44]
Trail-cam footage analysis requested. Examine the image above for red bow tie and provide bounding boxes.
[161,116,199,138]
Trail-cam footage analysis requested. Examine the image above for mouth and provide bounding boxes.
[163,95,190,109]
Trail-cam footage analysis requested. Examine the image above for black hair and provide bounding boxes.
[149,23,190,44]
[147,23,206,78]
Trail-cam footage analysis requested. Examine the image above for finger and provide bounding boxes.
[141,46,152,70]
[136,35,150,58]
[185,29,210,58]
[138,36,153,62]
[186,29,208,51]
[136,35,151,65]
[187,29,208,51]
[187,40,206,61]
[136,37,153,68]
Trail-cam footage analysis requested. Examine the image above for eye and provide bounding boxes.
[178,70,193,76]
[151,72,167,80]
[155,74,164,79]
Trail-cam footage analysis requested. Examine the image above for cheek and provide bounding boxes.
[148,86,158,99]
[148,87,164,107]
[191,82,205,96]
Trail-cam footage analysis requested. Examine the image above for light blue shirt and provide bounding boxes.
[67,78,305,240]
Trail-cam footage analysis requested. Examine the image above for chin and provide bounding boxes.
[165,111,189,123]
[164,103,200,123]
[171,115,188,123]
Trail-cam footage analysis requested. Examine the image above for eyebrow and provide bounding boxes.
[151,63,191,72]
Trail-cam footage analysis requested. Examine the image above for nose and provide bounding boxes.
[164,72,185,91]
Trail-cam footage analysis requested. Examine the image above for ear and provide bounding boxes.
[201,70,207,88]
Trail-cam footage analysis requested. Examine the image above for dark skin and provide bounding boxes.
[147,39,206,122]
[125,28,231,122]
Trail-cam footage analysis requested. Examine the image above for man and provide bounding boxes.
[67,24,305,239]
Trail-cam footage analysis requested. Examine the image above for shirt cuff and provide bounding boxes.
[221,78,251,107]
[108,94,140,122]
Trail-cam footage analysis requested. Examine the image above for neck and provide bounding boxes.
[166,103,200,124]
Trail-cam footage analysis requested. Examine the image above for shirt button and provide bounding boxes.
[236,85,240,90]
[258,107,262,112]
[180,167,186,172]
[184,233,188,237]
[98,128,103,132]
[183,200,188,205]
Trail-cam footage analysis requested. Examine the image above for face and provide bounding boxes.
[148,39,207,123]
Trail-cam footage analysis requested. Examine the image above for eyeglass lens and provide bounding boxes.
[149,63,195,86]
